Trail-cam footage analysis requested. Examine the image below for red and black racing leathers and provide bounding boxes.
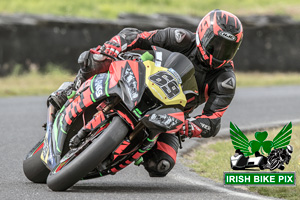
[102,27,236,177]
[112,27,236,138]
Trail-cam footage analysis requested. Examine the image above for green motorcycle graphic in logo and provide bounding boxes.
[230,122,293,170]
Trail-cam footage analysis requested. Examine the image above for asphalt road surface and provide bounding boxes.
[1,85,299,200]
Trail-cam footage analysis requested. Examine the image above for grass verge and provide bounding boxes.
[1,67,300,97]
[0,0,300,20]
[236,72,300,87]
[0,64,74,97]
[183,123,300,200]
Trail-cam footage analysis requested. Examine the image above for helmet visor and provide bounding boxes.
[205,35,240,61]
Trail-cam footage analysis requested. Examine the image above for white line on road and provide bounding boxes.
[170,173,275,200]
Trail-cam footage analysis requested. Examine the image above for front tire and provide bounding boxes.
[23,138,50,183]
[46,116,128,191]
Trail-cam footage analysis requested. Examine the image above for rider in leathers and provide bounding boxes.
[48,9,243,177]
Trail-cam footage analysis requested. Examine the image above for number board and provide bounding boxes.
[149,71,180,99]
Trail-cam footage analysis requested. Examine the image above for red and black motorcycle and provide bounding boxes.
[23,46,198,191]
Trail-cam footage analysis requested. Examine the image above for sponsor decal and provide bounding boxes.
[154,51,162,67]
[175,29,186,43]
[93,74,106,98]
[221,77,235,90]
[224,122,295,186]
[219,31,236,41]
[200,122,211,131]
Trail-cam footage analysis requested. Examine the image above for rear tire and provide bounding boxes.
[46,116,128,191]
[23,138,50,183]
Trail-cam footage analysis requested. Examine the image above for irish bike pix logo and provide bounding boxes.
[224,122,296,186]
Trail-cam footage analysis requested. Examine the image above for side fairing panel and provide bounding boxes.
[90,73,108,101]
[42,61,147,169]
[42,75,108,170]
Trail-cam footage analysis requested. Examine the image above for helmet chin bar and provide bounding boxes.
[195,48,209,69]
[196,47,229,69]
[209,57,228,69]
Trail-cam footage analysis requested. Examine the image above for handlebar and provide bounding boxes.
[99,51,143,62]
[96,45,146,62]
[99,51,120,61]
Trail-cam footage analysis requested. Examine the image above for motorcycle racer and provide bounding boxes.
[264,145,293,170]
[48,9,243,177]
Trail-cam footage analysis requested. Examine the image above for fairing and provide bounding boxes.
[41,55,187,171]
[107,60,147,110]
[144,60,186,107]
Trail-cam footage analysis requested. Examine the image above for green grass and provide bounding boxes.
[0,64,74,97]
[1,65,300,97]
[236,72,300,87]
[183,124,300,200]
[0,0,300,20]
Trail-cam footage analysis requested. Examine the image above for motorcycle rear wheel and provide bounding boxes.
[23,138,50,183]
[46,116,128,191]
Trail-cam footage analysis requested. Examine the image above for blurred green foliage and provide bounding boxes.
[0,0,299,20]
[1,65,300,97]
[0,64,73,97]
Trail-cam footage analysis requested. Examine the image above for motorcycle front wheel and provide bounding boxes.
[46,116,129,191]
[23,138,50,183]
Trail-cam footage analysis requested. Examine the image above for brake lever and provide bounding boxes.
[117,53,126,60]
[99,51,119,61]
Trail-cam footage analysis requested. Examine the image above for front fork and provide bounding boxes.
[40,103,58,170]
[46,104,57,130]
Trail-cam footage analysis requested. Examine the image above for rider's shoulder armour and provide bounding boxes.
[215,69,236,94]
